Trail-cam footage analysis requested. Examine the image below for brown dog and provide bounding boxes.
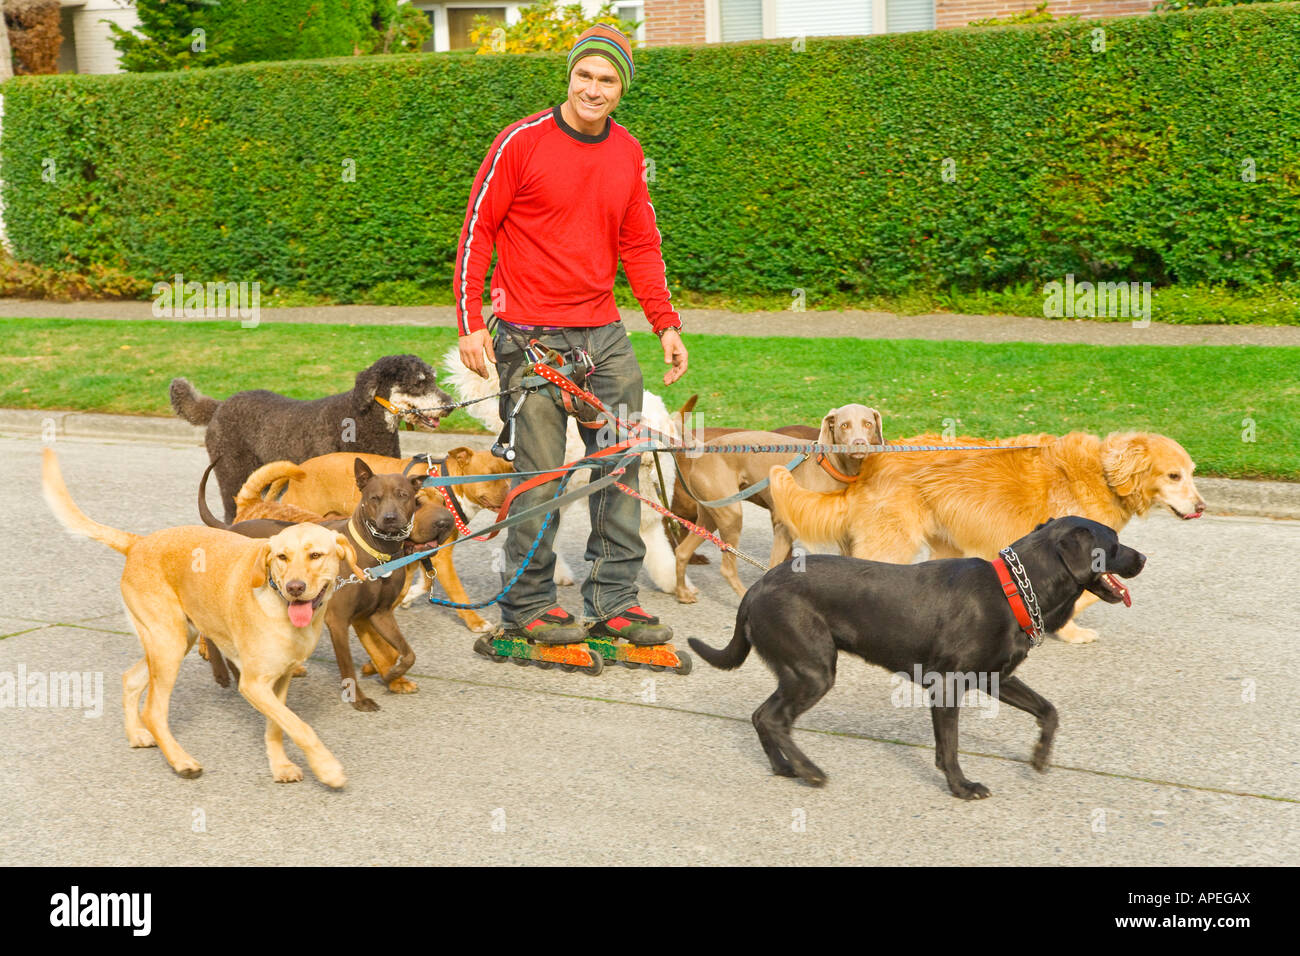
[240,449,510,634]
[42,449,360,788]
[672,404,884,602]
[770,430,1205,643]
[201,458,443,711]
[199,462,454,696]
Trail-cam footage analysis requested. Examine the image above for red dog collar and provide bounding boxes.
[992,554,1044,646]
[815,452,861,484]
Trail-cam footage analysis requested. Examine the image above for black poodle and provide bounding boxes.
[171,354,452,522]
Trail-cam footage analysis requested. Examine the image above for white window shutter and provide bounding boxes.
[886,0,935,33]
[774,1,873,38]
[719,0,764,42]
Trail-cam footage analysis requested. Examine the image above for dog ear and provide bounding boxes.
[354,457,375,490]
[408,475,424,494]
[1054,523,1098,584]
[1101,433,1151,500]
[354,364,381,415]
[819,410,838,444]
[449,446,474,467]
[248,541,272,590]
[870,408,883,444]
[335,534,365,582]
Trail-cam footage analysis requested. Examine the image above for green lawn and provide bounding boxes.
[2,318,1295,480]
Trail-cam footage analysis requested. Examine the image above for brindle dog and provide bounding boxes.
[199,458,451,711]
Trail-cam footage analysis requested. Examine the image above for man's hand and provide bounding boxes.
[458,328,497,379]
[660,327,688,385]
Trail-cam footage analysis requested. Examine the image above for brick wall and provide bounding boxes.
[642,0,1159,46]
[644,0,707,46]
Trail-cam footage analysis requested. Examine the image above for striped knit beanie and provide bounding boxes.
[566,23,634,92]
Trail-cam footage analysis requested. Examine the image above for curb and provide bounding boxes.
[0,407,494,456]
[2,407,1296,520]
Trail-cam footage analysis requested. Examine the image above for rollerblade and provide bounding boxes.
[584,606,693,675]
[472,607,604,675]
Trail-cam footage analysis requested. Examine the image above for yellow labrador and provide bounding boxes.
[42,449,362,787]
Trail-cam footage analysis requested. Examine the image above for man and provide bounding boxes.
[454,24,688,647]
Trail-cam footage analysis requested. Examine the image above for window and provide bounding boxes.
[719,0,763,42]
[615,2,646,44]
[886,0,934,33]
[774,0,872,39]
[447,6,507,50]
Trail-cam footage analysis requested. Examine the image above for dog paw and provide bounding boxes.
[466,617,495,634]
[798,767,828,787]
[314,761,347,790]
[292,663,308,677]
[361,661,377,676]
[173,761,204,780]
[1032,742,1053,773]
[272,762,304,783]
[950,780,991,800]
[387,677,419,694]
[351,696,381,713]
[1056,625,1098,644]
[126,729,157,748]
[675,586,698,605]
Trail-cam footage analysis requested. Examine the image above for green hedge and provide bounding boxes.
[4,5,1300,300]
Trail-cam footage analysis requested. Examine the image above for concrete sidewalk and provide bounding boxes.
[4,297,1300,346]
[2,407,1296,519]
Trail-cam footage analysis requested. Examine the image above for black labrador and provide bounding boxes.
[689,516,1146,799]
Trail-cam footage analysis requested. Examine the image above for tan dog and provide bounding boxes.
[41,449,362,788]
[770,430,1205,643]
[673,404,884,602]
[240,449,510,633]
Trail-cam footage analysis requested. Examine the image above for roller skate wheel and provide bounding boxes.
[511,656,531,667]
[674,651,693,675]
[534,660,555,670]
[583,650,604,676]
[648,663,666,672]
[559,664,577,673]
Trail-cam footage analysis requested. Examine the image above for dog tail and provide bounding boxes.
[169,377,219,426]
[235,461,307,515]
[687,589,754,670]
[197,460,233,530]
[768,465,849,546]
[42,449,138,554]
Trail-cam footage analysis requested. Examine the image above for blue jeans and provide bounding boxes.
[493,320,646,626]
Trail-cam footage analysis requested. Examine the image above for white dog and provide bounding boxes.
[442,345,690,595]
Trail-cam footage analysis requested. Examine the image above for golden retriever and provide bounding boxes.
[769,431,1204,643]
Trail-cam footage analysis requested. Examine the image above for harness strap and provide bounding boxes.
[686,452,809,509]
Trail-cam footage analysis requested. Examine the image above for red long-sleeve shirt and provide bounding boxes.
[453,106,680,336]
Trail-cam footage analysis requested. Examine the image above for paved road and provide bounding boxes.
[4,297,1299,346]
[1,433,1296,865]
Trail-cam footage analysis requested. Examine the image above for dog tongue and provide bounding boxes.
[288,600,314,628]
[1103,573,1132,607]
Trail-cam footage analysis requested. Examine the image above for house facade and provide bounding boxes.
[46,0,1159,74]
[56,0,140,74]
[644,0,1159,45]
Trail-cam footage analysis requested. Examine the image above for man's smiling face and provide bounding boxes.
[566,54,622,131]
